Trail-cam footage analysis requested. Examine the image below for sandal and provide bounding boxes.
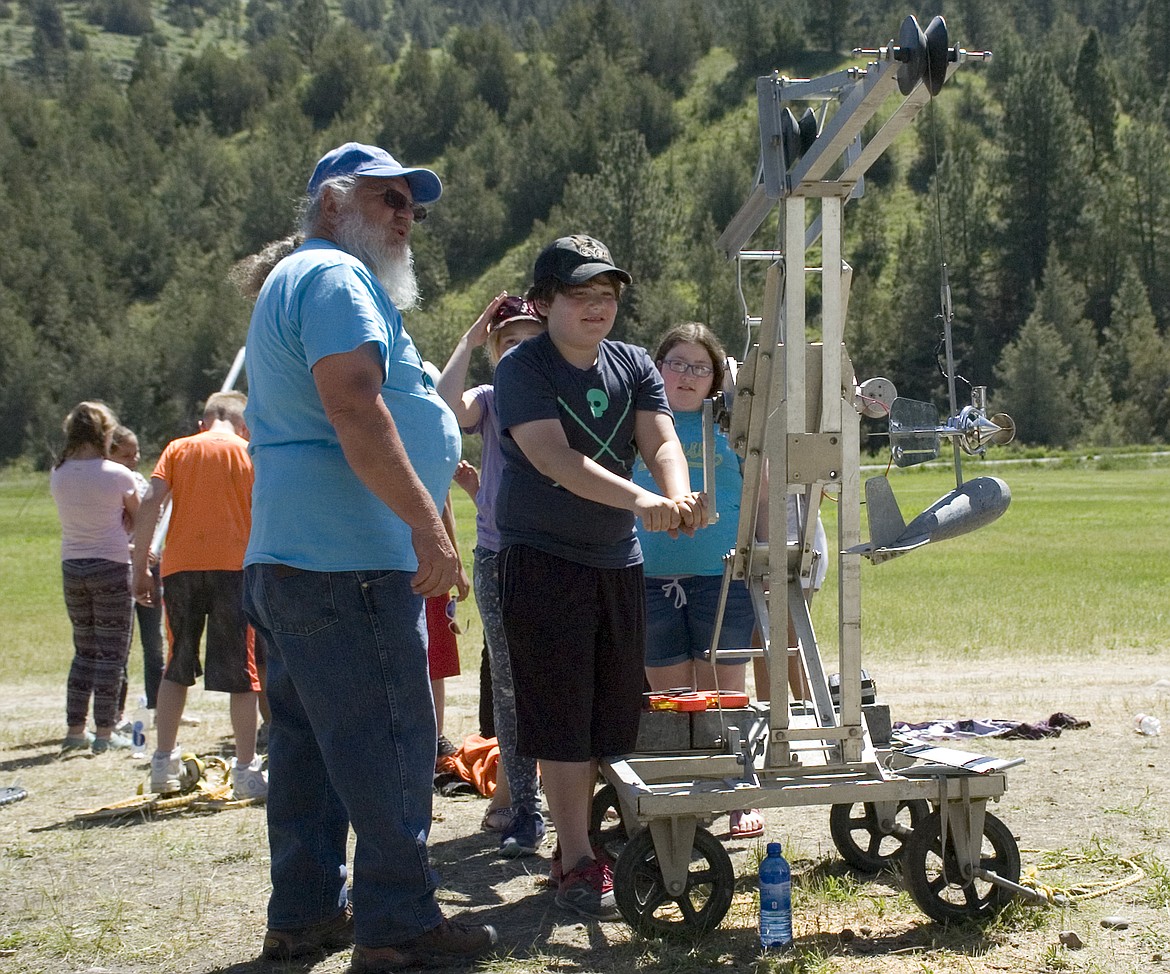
[481,806,516,832]
[729,808,765,839]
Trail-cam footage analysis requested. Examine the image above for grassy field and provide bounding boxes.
[5,453,1170,688]
[2,455,1169,974]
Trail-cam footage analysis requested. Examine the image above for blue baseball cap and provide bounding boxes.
[307,142,442,204]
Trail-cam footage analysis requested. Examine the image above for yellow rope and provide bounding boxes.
[74,754,256,821]
[1017,849,1146,903]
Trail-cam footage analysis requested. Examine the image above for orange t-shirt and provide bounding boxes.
[152,430,253,576]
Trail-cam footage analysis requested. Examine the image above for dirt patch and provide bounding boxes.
[0,654,1167,973]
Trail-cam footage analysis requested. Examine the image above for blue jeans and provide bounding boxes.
[243,564,443,947]
[644,574,755,667]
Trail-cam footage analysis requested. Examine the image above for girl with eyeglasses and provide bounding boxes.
[631,322,766,839]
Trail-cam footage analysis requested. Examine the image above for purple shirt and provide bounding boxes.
[465,384,504,551]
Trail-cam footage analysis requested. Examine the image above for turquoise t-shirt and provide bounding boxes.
[244,239,460,572]
[632,409,742,576]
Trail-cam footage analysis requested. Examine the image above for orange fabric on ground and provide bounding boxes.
[152,431,253,576]
[435,734,500,798]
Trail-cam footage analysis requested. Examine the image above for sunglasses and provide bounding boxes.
[492,295,538,324]
[382,187,427,222]
[445,596,463,635]
[661,358,714,378]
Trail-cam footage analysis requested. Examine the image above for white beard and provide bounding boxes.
[334,208,421,311]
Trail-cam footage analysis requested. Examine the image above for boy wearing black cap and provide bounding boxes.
[494,235,707,920]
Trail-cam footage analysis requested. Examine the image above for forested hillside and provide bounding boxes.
[1,0,1168,461]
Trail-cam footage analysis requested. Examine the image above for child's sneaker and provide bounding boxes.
[555,856,620,921]
[91,733,133,754]
[230,756,268,800]
[499,807,545,858]
[151,748,183,794]
[548,841,613,887]
[62,732,94,752]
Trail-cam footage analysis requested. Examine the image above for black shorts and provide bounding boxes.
[499,544,645,762]
[162,570,258,693]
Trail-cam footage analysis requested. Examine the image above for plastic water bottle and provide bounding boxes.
[130,695,151,758]
[759,841,793,949]
[1134,713,1162,737]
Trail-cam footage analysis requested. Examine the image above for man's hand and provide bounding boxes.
[411,518,462,598]
[634,492,682,533]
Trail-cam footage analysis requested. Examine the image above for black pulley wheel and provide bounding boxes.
[829,799,929,872]
[613,826,735,938]
[923,15,950,95]
[903,809,1021,924]
[896,14,928,95]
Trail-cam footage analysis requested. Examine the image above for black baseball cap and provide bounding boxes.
[533,235,632,286]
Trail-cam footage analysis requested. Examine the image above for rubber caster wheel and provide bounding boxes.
[590,782,629,861]
[829,799,929,871]
[903,809,1021,923]
[613,826,734,938]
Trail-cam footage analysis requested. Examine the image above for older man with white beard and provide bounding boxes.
[241,143,497,972]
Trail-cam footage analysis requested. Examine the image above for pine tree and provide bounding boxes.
[994,319,1078,446]
[1071,28,1116,163]
[996,50,1086,325]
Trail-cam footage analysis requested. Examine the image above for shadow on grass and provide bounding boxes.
[0,739,88,775]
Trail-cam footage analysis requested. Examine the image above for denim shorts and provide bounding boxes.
[643,573,756,667]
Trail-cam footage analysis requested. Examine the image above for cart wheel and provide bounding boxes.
[829,799,929,872]
[613,826,734,938]
[903,809,1021,924]
[589,783,629,862]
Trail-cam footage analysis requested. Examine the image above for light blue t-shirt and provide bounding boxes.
[632,409,742,576]
[244,239,460,572]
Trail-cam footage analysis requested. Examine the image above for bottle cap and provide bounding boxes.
[766,841,782,856]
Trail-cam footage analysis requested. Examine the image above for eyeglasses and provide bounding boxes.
[492,295,537,324]
[661,358,714,378]
[382,187,427,222]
